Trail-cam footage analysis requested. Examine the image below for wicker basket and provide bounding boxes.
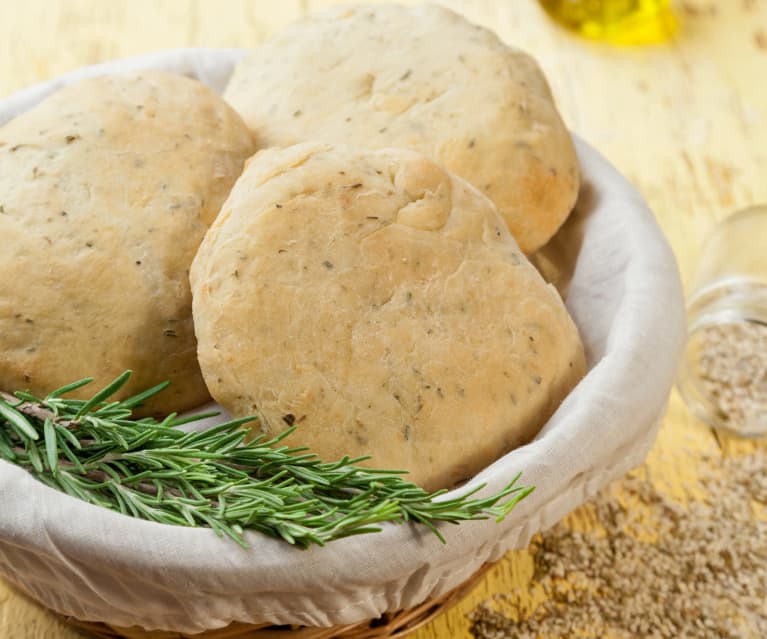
[1,48,685,638]
[62,564,491,639]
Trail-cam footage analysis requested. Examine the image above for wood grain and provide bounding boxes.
[1,1,766,638]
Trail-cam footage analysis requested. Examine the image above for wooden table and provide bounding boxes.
[1,1,766,637]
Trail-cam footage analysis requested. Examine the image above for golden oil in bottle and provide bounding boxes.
[539,0,677,45]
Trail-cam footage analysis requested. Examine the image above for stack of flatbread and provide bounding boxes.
[0,4,585,491]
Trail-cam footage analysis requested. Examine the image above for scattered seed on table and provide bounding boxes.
[468,451,767,639]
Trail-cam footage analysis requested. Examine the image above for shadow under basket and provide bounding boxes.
[60,563,492,639]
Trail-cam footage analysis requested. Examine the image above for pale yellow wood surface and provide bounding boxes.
[1,1,766,638]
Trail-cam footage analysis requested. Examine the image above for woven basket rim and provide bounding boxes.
[59,563,493,639]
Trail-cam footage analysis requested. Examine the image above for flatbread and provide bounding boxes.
[0,71,256,413]
[191,143,585,490]
[224,3,579,254]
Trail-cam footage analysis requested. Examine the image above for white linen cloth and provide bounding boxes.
[0,49,686,633]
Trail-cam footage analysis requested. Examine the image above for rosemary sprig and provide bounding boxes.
[0,372,534,548]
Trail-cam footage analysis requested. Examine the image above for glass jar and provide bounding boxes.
[539,0,677,45]
[677,206,767,438]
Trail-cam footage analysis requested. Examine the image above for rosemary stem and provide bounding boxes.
[0,372,534,547]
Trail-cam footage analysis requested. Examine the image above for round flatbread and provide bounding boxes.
[224,3,579,254]
[191,143,585,490]
[0,71,256,413]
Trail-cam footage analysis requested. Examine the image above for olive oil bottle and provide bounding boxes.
[539,0,677,44]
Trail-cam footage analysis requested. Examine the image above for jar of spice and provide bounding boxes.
[677,206,767,437]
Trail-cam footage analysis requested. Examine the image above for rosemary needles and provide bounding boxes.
[0,372,534,548]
